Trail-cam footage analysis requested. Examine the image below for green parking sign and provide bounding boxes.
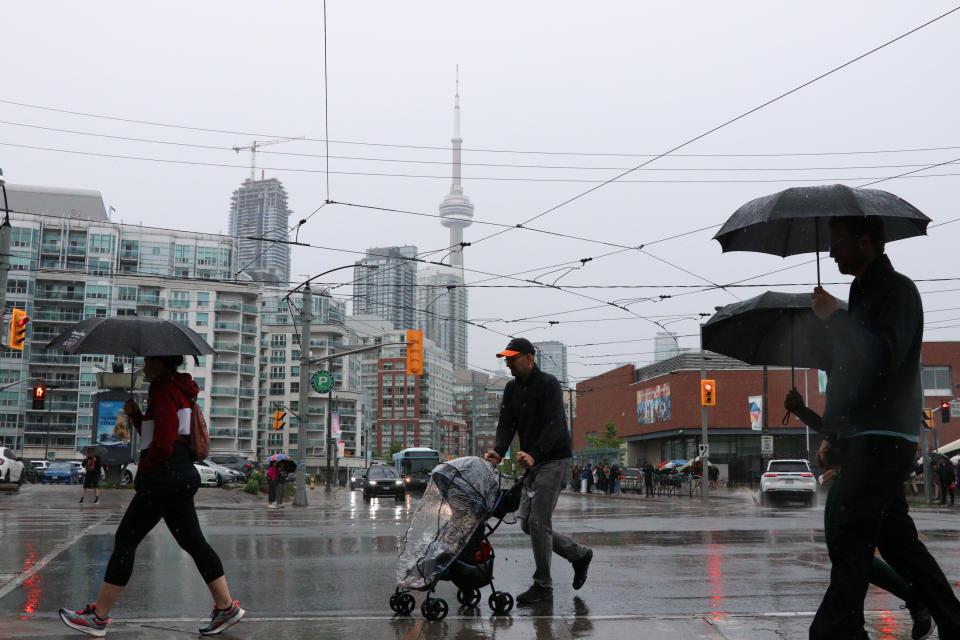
[311,370,333,393]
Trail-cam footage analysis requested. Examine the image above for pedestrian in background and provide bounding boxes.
[59,355,245,637]
[79,447,101,504]
[580,466,590,493]
[275,466,287,508]
[484,338,593,605]
[642,462,655,497]
[938,458,955,507]
[610,463,620,495]
[799,215,960,639]
[266,460,279,509]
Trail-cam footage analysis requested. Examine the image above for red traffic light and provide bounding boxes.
[704,383,713,391]
[942,402,951,410]
[34,385,45,399]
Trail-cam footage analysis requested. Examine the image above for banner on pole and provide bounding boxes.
[749,396,763,431]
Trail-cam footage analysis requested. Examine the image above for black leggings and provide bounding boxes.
[104,446,224,587]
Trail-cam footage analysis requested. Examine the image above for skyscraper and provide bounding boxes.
[424,70,471,368]
[534,341,569,386]
[353,246,418,330]
[229,178,291,285]
[416,265,467,370]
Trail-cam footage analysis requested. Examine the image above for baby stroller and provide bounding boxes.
[390,456,521,621]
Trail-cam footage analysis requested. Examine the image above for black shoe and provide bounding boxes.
[516,585,553,605]
[79,497,83,503]
[572,549,593,590]
[93,496,99,504]
[907,604,933,640]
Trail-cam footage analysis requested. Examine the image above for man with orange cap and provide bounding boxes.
[484,338,593,605]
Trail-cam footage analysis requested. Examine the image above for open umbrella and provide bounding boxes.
[45,316,214,357]
[713,184,930,284]
[703,291,847,383]
[267,453,296,473]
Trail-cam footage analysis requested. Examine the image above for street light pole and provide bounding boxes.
[326,385,334,493]
[293,284,312,507]
[700,325,709,503]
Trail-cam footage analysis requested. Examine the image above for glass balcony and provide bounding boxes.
[209,407,238,417]
[136,296,165,307]
[239,387,254,397]
[32,311,84,323]
[242,304,258,315]
[241,324,257,335]
[238,429,253,439]
[210,386,238,396]
[215,301,242,312]
[214,341,240,352]
[210,428,237,438]
[240,344,257,355]
[212,361,239,372]
[239,364,256,375]
[214,321,241,332]
[169,299,190,308]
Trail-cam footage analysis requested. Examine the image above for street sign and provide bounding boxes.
[698,444,709,458]
[46,451,56,461]
[331,411,341,438]
[311,370,333,394]
[760,435,774,456]
[951,399,960,419]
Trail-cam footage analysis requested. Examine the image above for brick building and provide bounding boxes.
[573,342,960,483]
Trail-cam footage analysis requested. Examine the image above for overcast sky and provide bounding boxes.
[2,1,959,383]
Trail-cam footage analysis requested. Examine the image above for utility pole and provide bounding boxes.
[920,359,933,504]
[0,174,12,335]
[293,285,312,507]
[326,385,334,493]
[700,326,709,503]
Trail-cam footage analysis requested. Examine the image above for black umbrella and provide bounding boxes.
[713,184,930,284]
[45,316,214,357]
[702,291,847,381]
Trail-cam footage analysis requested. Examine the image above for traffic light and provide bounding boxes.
[700,379,716,406]
[923,409,934,428]
[32,384,46,410]
[272,409,286,430]
[8,308,28,351]
[941,401,951,424]
[405,329,423,376]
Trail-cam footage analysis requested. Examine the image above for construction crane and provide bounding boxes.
[232,136,304,181]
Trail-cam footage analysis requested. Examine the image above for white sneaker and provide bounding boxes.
[267,503,277,509]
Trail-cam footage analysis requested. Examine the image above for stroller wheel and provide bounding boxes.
[457,588,481,607]
[490,591,514,615]
[421,597,449,621]
[389,594,399,613]
[395,593,415,615]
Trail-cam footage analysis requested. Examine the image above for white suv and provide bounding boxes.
[0,447,25,484]
[760,459,817,507]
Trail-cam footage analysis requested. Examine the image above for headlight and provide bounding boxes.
[395,479,402,485]
[369,480,377,485]
[404,478,410,483]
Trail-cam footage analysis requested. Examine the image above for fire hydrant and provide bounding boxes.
[310,476,316,490]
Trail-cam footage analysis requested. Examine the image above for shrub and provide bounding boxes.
[244,477,260,495]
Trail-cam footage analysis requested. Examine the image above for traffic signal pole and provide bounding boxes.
[293,285,312,507]
[700,326,709,503]
[0,177,10,323]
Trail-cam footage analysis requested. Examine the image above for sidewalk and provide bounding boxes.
[5,609,922,639]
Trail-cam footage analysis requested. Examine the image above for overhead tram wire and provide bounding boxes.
[8,117,960,172]
[9,96,960,159]
[465,5,960,252]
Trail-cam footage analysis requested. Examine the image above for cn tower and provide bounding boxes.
[439,67,474,269]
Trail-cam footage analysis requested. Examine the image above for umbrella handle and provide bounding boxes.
[781,409,791,426]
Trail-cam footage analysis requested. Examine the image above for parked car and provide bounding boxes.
[760,459,817,507]
[121,461,221,488]
[197,459,241,486]
[618,467,643,493]
[349,468,367,491]
[207,454,260,480]
[42,461,79,484]
[362,466,405,502]
[0,447,25,484]
[25,460,50,483]
[69,460,86,483]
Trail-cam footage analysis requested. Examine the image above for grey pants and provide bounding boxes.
[518,458,590,588]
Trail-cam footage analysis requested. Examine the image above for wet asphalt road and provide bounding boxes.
[2,483,959,638]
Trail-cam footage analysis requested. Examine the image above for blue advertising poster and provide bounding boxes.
[637,383,671,425]
[96,399,132,451]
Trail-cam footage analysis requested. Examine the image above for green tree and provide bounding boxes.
[587,421,623,450]
[388,441,404,457]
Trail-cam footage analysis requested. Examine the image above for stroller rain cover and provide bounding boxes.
[396,456,501,590]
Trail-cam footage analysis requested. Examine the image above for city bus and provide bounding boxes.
[392,447,441,492]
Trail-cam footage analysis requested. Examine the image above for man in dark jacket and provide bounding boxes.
[805,215,960,639]
[484,338,593,605]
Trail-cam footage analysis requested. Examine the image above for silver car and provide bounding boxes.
[760,459,818,507]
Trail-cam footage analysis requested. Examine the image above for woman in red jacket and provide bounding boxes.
[59,355,245,637]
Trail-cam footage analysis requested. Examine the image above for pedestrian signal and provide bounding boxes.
[941,402,951,424]
[32,384,46,410]
[8,308,28,351]
[922,409,934,429]
[405,330,424,376]
[272,409,286,430]
[700,379,716,406]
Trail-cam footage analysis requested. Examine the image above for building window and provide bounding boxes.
[170,291,190,308]
[269,382,284,395]
[271,335,286,347]
[196,312,208,326]
[923,366,953,394]
[291,382,299,394]
[197,292,210,307]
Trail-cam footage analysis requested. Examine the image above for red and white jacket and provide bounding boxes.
[129,372,199,473]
